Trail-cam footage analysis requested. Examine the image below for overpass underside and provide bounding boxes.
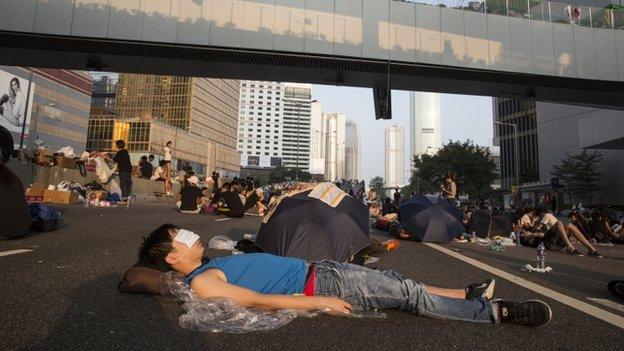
[3,30,624,113]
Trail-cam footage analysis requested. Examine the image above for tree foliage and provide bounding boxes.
[409,140,496,200]
[551,150,604,205]
[269,166,311,183]
[369,176,385,198]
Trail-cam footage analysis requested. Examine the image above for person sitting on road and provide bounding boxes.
[216,183,245,218]
[531,208,603,258]
[0,126,31,240]
[176,176,203,214]
[138,155,153,179]
[242,186,266,216]
[590,211,624,244]
[137,224,552,328]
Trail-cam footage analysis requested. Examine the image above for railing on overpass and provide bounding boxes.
[395,0,624,30]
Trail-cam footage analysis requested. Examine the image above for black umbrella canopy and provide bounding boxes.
[467,209,512,238]
[255,190,370,263]
[399,195,464,243]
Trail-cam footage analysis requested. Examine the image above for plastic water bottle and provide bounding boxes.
[471,231,477,243]
[515,231,522,247]
[537,242,546,269]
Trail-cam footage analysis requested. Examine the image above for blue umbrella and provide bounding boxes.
[399,195,464,243]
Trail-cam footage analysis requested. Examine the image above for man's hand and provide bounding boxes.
[313,296,353,316]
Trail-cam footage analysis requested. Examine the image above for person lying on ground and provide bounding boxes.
[137,224,552,327]
[532,208,603,258]
[176,176,203,214]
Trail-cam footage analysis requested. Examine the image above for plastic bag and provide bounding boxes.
[208,235,237,251]
[160,272,386,333]
[56,146,75,157]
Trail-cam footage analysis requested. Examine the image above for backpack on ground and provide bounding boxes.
[28,203,61,232]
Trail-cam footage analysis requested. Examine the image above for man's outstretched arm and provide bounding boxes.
[190,275,352,314]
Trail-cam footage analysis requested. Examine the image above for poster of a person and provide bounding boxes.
[0,70,34,139]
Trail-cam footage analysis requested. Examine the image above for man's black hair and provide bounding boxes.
[137,223,179,272]
[534,207,548,217]
[115,139,126,149]
[523,207,534,214]
[0,126,20,187]
[140,155,148,161]
[148,154,154,160]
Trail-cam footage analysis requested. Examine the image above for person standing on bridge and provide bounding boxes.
[163,141,173,197]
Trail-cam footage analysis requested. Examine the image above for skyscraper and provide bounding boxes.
[319,112,346,181]
[237,80,284,168]
[87,74,241,177]
[385,124,405,190]
[309,100,324,175]
[410,92,441,159]
[281,83,313,171]
[345,119,361,181]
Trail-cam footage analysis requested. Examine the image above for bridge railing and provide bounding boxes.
[394,0,624,30]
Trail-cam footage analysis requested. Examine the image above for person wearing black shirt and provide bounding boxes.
[178,176,203,214]
[113,139,133,200]
[0,126,31,240]
[138,155,153,179]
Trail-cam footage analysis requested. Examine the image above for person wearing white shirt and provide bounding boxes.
[532,208,603,258]
[151,160,172,196]
[0,78,26,128]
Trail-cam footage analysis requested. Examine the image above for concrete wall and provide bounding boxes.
[536,102,624,205]
[0,1,622,81]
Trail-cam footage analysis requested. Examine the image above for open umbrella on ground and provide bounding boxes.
[467,209,512,238]
[255,187,370,263]
[399,195,464,243]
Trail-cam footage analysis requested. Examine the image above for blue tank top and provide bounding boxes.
[184,253,308,295]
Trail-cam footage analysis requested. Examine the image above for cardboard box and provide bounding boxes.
[54,155,77,169]
[26,183,47,197]
[43,189,79,205]
[33,149,54,165]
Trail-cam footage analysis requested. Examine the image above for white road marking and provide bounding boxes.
[0,249,34,257]
[424,243,624,330]
[214,218,231,222]
[587,298,624,313]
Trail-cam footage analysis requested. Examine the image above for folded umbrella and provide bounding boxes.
[399,195,464,243]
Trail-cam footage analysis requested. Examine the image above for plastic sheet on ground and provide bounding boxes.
[160,272,386,333]
[208,235,237,251]
[521,264,553,273]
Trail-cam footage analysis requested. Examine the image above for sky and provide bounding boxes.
[312,85,494,184]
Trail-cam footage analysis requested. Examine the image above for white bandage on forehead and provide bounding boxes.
[174,229,200,248]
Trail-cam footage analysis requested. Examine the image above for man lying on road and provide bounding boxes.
[138,224,552,327]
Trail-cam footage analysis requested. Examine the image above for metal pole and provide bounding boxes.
[513,124,520,207]
[19,68,34,149]
[548,1,552,22]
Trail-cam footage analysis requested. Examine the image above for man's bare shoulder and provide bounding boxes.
[189,268,226,288]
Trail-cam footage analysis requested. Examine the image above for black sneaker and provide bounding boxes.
[567,249,584,257]
[466,279,496,301]
[587,250,604,259]
[607,280,624,300]
[496,300,552,327]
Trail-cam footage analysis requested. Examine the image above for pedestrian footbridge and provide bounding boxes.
[2,0,624,111]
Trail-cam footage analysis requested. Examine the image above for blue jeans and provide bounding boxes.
[313,261,498,324]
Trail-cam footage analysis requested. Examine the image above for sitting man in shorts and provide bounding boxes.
[137,223,552,327]
[530,208,603,258]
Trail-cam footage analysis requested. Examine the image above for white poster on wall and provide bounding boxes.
[0,70,35,146]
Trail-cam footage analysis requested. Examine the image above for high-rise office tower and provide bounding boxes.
[385,124,405,190]
[345,119,361,181]
[320,112,346,181]
[281,83,313,171]
[410,92,441,159]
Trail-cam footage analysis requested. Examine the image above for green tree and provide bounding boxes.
[269,166,311,183]
[369,176,385,198]
[551,150,604,205]
[409,140,496,201]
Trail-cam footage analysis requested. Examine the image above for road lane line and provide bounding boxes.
[587,298,624,313]
[424,243,624,330]
[214,218,231,222]
[0,249,33,257]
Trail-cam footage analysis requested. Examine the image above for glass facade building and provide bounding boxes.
[86,74,240,177]
[492,98,540,190]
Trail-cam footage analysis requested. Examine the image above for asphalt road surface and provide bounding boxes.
[1,204,623,351]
